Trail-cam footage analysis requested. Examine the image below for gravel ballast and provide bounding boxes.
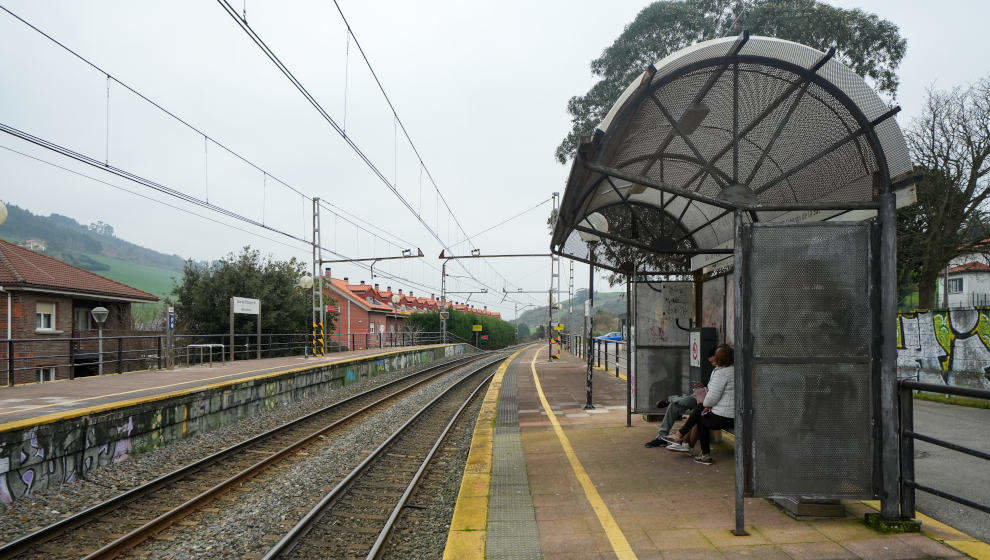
[0,356,467,547]
[128,359,494,559]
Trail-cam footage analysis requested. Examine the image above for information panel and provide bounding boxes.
[632,281,693,413]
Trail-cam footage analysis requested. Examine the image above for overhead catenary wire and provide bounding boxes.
[215,0,542,306]
[0,3,536,311]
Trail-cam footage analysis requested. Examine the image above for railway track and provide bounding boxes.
[261,352,505,560]
[0,352,490,560]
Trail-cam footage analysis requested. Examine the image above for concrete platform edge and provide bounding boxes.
[443,345,531,560]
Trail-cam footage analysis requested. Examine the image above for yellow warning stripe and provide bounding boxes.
[0,344,456,433]
[530,348,638,560]
[860,500,990,559]
[443,345,532,560]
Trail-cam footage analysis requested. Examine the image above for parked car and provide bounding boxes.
[597,331,623,341]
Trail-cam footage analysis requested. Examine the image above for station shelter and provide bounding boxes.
[549,33,918,533]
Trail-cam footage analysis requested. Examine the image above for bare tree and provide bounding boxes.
[900,77,990,308]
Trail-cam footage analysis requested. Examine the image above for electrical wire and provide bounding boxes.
[215,0,542,306]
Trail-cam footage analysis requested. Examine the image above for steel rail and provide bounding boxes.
[262,353,507,560]
[365,353,496,559]
[0,352,485,560]
[78,353,490,560]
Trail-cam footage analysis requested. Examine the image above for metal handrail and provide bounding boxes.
[898,379,990,516]
[1,331,454,386]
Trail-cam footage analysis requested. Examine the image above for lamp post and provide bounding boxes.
[577,212,608,410]
[90,307,109,376]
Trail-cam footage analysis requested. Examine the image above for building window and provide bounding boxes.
[948,278,964,294]
[36,302,55,331]
[37,367,55,383]
[74,307,93,330]
[369,322,376,333]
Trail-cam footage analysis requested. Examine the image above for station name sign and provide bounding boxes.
[232,297,260,315]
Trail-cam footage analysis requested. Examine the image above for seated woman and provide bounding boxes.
[662,344,734,465]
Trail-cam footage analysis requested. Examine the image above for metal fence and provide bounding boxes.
[2,331,450,386]
[898,380,990,516]
[559,333,628,378]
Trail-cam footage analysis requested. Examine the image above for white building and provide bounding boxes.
[939,260,990,307]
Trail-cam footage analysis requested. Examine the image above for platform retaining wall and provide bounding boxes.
[0,344,470,505]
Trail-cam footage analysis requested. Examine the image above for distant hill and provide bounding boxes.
[0,203,184,302]
[514,288,628,335]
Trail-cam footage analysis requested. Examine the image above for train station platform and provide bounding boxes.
[446,346,986,560]
[0,344,458,430]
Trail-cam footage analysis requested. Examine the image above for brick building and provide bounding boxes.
[322,271,500,350]
[0,240,159,384]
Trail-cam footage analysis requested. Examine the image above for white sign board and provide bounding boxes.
[689,330,701,367]
[232,297,260,315]
[584,300,592,318]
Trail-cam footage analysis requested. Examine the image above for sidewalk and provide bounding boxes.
[514,348,981,560]
[0,345,448,429]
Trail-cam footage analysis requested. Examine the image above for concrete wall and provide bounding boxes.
[897,308,990,389]
[0,343,469,505]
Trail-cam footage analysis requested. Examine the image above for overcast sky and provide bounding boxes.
[1,0,989,317]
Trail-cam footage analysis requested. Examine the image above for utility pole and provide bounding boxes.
[568,259,575,314]
[312,198,324,357]
[441,258,449,342]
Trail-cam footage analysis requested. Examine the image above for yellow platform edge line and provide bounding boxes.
[860,500,989,559]
[0,344,458,434]
[442,345,531,560]
[531,348,638,560]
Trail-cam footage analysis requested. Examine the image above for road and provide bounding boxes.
[912,399,990,543]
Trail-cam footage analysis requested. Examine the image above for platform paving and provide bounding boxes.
[0,345,445,427]
[502,347,979,560]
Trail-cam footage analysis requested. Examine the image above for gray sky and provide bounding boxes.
[1,0,988,317]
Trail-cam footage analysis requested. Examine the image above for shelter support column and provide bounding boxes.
[879,192,903,519]
[584,244,596,410]
[732,210,749,536]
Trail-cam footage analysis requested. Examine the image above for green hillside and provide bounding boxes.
[83,254,178,300]
[515,289,628,336]
[1,203,184,324]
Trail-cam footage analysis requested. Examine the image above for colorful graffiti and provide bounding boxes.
[897,308,990,388]
[0,344,469,505]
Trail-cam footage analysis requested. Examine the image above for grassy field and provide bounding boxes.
[82,254,181,324]
[84,253,180,299]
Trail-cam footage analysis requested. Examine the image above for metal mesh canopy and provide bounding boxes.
[551,34,912,272]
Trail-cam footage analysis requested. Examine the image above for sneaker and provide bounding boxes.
[660,434,682,445]
[644,438,667,448]
[693,454,714,465]
[666,442,691,453]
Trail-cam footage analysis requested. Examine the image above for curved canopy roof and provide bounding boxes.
[551,34,913,273]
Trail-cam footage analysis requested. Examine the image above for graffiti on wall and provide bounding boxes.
[0,344,468,505]
[897,308,990,386]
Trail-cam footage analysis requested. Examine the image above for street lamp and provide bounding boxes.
[391,294,401,346]
[90,307,109,376]
[577,212,609,410]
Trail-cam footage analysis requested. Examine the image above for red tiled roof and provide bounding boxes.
[946,261,990,274]
[0,240,158,301]
[325,278,393,312]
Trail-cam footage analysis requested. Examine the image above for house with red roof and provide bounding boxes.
[0,240,159,384]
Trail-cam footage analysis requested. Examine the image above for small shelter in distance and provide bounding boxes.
[550,33,917,532]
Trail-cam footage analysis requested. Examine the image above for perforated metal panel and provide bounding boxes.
[744,222,875,499]
[633,281,693,412]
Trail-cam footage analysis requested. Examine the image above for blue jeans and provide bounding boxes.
[656,393,697,437]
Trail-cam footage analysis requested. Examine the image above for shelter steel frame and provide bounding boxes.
[549,33,913,534]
